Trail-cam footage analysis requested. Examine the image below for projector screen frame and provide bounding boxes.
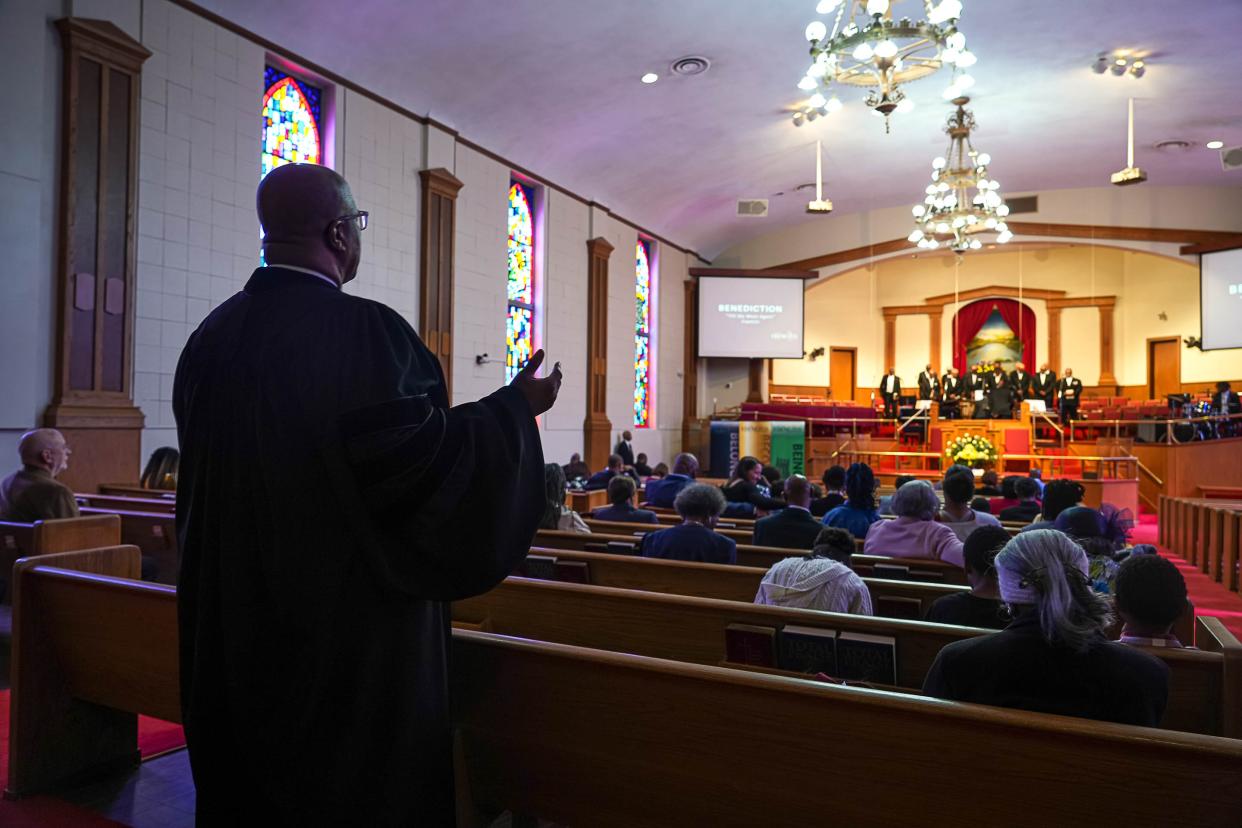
[695,275,809,360]
[688,267,817,361]
[1199,246,1242,352]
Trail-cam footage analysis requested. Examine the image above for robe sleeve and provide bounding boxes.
[334,303,546,602]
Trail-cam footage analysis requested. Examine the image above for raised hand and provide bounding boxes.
[510,349,563,417]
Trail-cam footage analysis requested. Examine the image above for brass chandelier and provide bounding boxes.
[907,96,1011,253]
[795,0,974,132]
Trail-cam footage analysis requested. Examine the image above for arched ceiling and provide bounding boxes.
[197,0,1242,258]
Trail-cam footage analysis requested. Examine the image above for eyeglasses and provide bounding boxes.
[331,210,369,232]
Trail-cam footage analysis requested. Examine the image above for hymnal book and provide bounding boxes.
[725,623,779,667]
[835,632,897,685]
[554,560,590,584]
[871,563,911,580]
[606,541,638,556]
[876,596,922,620]
[777,625,837,675]
[523,554,557,580]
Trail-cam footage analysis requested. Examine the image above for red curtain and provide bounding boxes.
[952,298,1036,373]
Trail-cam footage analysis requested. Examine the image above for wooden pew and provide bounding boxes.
[523,547,963,618]
[98,482,175,499]
[453,576,1240,738]
[76,492,177,514]
[77,507,179,585]
[0,514,122,600]
[534,529,969,585]
[583,518,754,544]
[12,560,1242,826]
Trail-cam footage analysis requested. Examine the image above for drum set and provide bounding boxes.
[1168,395,1238,441]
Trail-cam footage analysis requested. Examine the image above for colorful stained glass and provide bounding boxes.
[633,239,652,428]
[261,68,322,179]
[506,181,535,382]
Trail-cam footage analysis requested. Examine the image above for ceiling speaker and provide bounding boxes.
[736,199,769,217]
[1221,146,1242,171]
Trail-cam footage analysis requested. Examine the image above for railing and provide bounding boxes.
[831,448,1140,481]
[1065,412,1242,444]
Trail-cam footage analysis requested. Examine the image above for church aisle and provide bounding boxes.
[1133,512,1242,640]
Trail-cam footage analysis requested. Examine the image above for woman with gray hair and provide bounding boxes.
[638,483,737,564]
[922,530,1169,726]
[862,479,964,567]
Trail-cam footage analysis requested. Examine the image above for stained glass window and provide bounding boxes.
[633,239,653,428]
[506,180,535,383]
[261,67,322,179]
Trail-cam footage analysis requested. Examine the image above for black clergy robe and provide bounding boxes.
[173,266,544,824]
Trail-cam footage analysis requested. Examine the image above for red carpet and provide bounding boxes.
[0,689,185,826]
[1133,510,1242,641]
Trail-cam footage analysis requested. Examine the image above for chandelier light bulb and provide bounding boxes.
[937,182,950,192]
[955,73,975,90]
[947,31,966,52]
[936,222,950,233]
[977,152,991,166]
[996,222,1008,233]
[912,205,926,217]
[843,22,858,36]
[956,50,977,68]
[867,0,890,15]
[985,217,997,228]
[942,48,960,65]
[996,204,1010,216]
[875,39,899,59]
[908,229,924,242]
[805,21,828,42]
[896,98,914,113]
[815,0,840,12]
[826,96,843,113]
[853,42,875,61]
[952,216,967,228]
[925,185,938,195]
[929,239,941,249]
[798,76,817,91]
[808,92,827,108]
[970,239,983,249]
[932,156,947,168]
[808,62,828,79]
[943,84,960,100]
[997,230,1013,243]
[939,1,963,22]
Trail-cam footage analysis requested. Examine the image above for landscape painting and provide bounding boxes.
[966,307,1023,371]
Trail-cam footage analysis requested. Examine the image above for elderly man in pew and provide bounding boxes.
[172,163,562,824]
[752,475,822,550]
[639,483,737,564]
[923,531,1169,727]
[754,526,872,615]
[592,476,658,524]
[0,428,77,522]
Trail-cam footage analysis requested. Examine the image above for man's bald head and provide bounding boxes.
[671,453,698,477]
[19,428,71,476]
[258,163,361,285]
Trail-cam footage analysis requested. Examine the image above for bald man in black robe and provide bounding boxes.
[174,163,561,824]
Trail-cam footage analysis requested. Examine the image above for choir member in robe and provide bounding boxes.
[174,163,561,824]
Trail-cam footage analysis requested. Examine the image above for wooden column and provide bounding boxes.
[1047,307,1062,374]
[43,19,150,492]
[928,309,943,374]
[681,280,709,458]
[418,167,463,398]
[584,238,614,469]
[1097,299,1118,388]
[746,359,766,404]
[882,313,897,372]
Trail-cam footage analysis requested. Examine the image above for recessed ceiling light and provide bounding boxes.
[1207,140,1224,149]
[641,72,658,84]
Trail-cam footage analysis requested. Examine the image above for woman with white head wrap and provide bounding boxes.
[921,530,1170,727]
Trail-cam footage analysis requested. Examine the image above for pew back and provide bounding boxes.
[0,514,122,601]
[77,507,179,585]
[583,518,754,544]
[452,630,1242,828]
[76,493,177,514]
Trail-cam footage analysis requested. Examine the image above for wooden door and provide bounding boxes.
[830,348,856,402]
[1148,338,1180,401]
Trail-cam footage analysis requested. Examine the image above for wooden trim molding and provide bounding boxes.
[1047,307,1063,374]
[774,223,1240,272]
[928,309,943,374]
[688,267,818,280]
[883,314,897,372]
[923,286,1067,305]
[1097,302,1118,388]
[44,19,148,492]
[418,167,463,398]
[747,359,766,404]
[584,237,614,469]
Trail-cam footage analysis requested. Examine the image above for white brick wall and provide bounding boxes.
[340,90,422,328]
[135,0,265,459]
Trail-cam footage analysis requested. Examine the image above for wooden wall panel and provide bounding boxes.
[418,167,463,397]
[584,238,614,469]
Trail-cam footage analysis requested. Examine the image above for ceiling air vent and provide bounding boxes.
[737,199,769,217]
[1222,146,1242,171]
[1006,195,1038,214]
[671,55,711,77]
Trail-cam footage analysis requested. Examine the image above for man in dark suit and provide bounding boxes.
[592,476,658,524]
[639,483,737,564]
[879,367,901,419]
[584,453,639,490]
[614,430,635,467]
[967,369,991,419]
[1059,368,1083,421]
[1032,364,1057,409]
[917,364,940,402]
[1009,362,1032,404]
[988,369,1015,419]
[940,368,963,419]
[1214,381,1241,415]
[645,452,698,508]
[752,476,822,550]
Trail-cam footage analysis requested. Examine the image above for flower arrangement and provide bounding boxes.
[945,434,998,468]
